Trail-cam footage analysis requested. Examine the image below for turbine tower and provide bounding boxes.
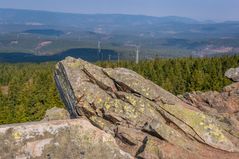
[98,41,101,53]
[98,41,103,60]
[136,46,140,64]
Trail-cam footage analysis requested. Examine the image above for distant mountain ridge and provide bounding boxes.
[0,8,200,27]
[1,8,239,58]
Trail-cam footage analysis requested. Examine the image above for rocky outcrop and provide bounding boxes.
[0,119,133,159]
[225,67,239,82]
[179,82,239,114]
[179,80,239,154]
[42,107,70,121]
[1,57,238,159]
[53,57,239,159]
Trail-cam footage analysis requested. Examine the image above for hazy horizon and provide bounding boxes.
[0,0,238,21]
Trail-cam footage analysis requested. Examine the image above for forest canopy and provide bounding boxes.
[0,55,238,124]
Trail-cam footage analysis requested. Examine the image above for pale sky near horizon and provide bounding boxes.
[0,0,238,21]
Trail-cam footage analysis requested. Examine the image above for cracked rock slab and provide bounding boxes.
[53,57,239,159]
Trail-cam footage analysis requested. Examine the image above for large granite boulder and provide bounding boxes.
[0,119,133,159]
[53,57,239,159]
[225,67,239,82]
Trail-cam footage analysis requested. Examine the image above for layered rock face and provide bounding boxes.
[179,81,239,156]
[180,82,239,114]
[180,67,239,146]
[53,57,239,159]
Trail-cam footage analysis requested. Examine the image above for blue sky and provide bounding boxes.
[0,0,238,21]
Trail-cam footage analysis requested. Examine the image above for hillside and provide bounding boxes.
[1,8,239,58]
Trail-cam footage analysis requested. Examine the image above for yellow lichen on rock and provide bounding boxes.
[12,131,22,140]
[160,104,237,152]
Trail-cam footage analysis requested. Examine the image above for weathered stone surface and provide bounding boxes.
[0,119,133,159]
[179,82,239,114]
[179,81,239,147]
[53,57,239,159]
[225,67,239,82]
[42,107,70,121]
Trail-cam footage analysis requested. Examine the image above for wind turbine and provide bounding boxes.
[98,40,103,60]
[125,44,141,63]
[135,46,140,64]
